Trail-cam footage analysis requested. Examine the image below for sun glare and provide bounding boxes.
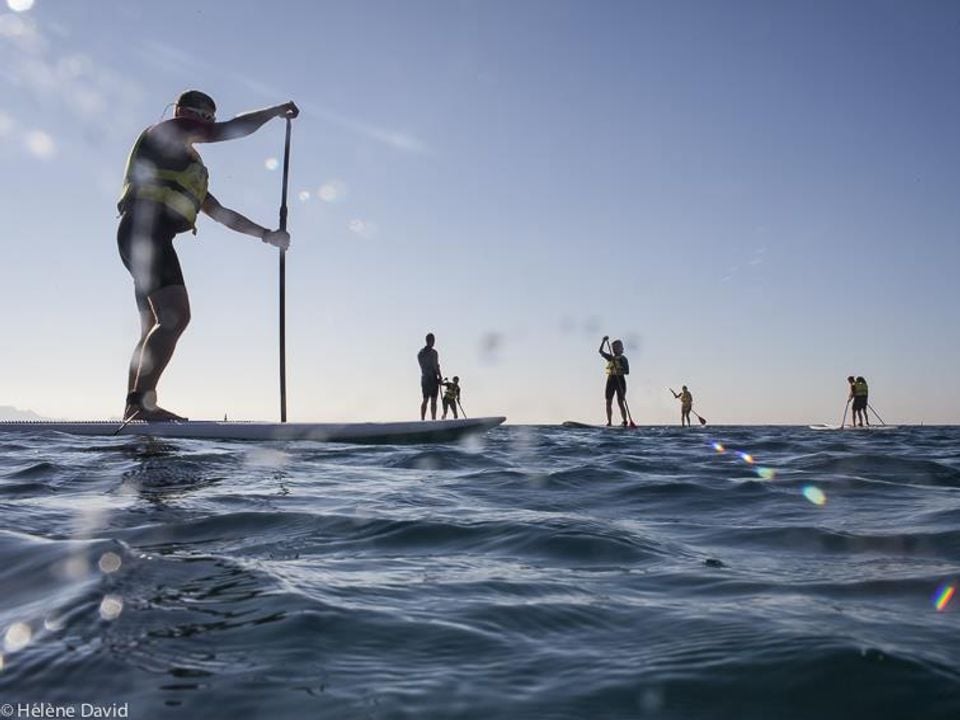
[7,0,35,13]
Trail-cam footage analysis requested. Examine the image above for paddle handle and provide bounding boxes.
[278,118,292,423]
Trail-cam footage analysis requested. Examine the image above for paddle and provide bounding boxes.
[457,399,468,419]
[839,398,851,429]
[605,338,637,428]
[669,387,707,425]
[868,403,886,426]
[278,118,292,423]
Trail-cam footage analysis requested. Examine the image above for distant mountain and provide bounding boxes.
[0,405,46,421]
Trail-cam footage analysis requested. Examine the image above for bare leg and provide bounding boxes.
[605,398,613,426]
[127,307,155,393]
[430,396,438,420]
[126,285,191,421]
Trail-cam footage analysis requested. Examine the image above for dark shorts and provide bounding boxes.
[852,396,867,411]
[421,376,440,400]
[117,202,189,312]
[605,375,626,401]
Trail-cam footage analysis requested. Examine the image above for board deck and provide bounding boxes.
[561,421,636,429]
[0,417,506,443]
[808,424,898,431]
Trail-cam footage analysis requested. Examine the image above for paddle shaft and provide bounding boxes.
[457,399,468,419]
[605,339,636,427]
[840,398,851,429]
[278,118,292,423]
[868,402,886,426]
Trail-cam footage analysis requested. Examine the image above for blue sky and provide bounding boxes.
[1,0,958,424]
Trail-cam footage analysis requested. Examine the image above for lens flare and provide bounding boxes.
[98,552,122,574]
[802,486,826,506]
[712,442,725,453]
[99,595,124,621]
[318,180,346,203]
[25,129,55,159]
[7,0,35,12]
[934,583,955,612]
[298,190,310,202]
[4,622,31,652]
[739,452,754,464]
[756,467,776,480]
[264,157,279,171]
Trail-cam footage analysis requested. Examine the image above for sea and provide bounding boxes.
[0,424,958,720]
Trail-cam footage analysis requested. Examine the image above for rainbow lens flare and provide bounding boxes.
[739,452,754,464]
[712,442,725,453]
[756,467,777,480]
[802,486,826,506]
[934,583,955,612]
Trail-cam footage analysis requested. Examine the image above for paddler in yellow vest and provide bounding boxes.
[117,90,298,422]
[441,376,462,419]
[671,385,694,427]
[851,376,869,427]
[599,336,630,426]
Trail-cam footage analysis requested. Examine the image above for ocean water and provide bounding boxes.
[1,424,958,720]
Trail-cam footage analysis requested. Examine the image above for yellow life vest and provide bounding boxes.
[853,380,868,397]
[118,129,209,227]
[443,383,459,401]
[606,357,626,376]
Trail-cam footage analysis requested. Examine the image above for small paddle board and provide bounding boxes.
[809,424,898,431]
[561,421,636,429]
[0,417,506,443]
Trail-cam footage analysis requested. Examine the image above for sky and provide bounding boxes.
[1,0,958,425]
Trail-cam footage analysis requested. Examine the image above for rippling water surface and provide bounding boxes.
[1,425,958,719]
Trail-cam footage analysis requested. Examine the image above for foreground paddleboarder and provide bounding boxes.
[599,336,631,427]
[117,90,298,421]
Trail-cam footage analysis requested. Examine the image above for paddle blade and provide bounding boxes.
[698,416,707,426]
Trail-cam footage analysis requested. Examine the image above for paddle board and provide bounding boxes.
[0,417,506,443]
[808,424,898,431]
[561,421,636,429]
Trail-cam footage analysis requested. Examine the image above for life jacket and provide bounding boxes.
[443,383,459,401]
[118,128,209,228]
[681,390,692,406]
[606,356,627,376]
[853,380,868,397]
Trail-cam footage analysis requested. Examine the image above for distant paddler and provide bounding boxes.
[441,376,462,420]
[117,90,299,422]
[418,333,442,420]
[851,375,870,427]
[671,386,694,427]
[669,386,707,426]
[598,336,633,427]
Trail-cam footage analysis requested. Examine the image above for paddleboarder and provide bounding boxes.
[117,90,298,422]
[418,333,442,420]
[599,336,630,427]
[671,385,694,427]
[441,376,461,419]
[851,376,869,427]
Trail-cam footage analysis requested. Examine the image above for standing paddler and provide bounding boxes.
[117,90,298,422]
[599,336,631,427]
